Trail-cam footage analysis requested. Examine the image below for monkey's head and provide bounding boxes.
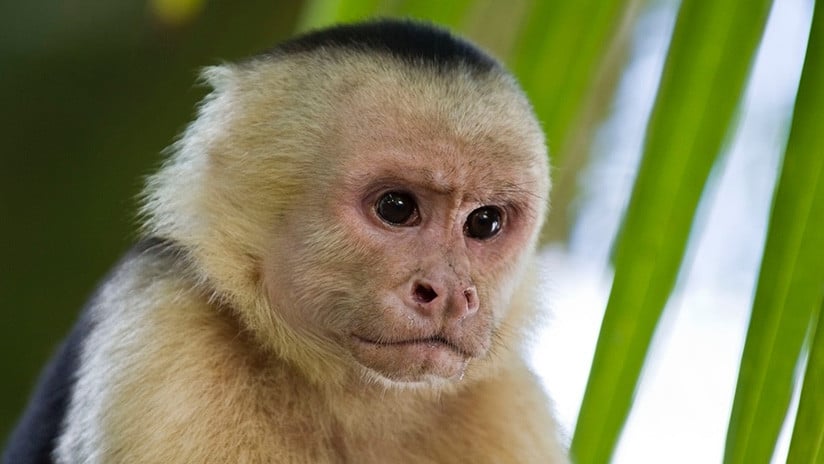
[143,20,549,388]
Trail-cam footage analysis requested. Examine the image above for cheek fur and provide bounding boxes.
[280,218,388,332]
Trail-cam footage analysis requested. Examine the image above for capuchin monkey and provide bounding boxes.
[4,19,568,463]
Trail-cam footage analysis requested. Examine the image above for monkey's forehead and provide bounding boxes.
[263,19,500,75]
[214,43,541,155]
[206,48,547,183]
[215,21,528,139]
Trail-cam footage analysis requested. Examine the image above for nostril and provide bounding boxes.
[463,287,479,313]
[413,283,438,304]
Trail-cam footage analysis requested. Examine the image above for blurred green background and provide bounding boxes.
[0,0,306,441]
[2,1,822,463]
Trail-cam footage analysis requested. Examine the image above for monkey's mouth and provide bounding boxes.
[351,334,473,381]
[354,335,470,357]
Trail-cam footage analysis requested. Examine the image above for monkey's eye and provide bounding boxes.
[465,206,502,240]
[375,192,418,226]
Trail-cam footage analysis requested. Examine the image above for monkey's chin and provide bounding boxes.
[350,336,471,385]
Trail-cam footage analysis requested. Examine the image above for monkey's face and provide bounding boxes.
[261,68,548,386]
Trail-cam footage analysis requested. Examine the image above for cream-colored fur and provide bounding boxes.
[56,41,568,463]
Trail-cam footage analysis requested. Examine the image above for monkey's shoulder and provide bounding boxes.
[49,241,325,462]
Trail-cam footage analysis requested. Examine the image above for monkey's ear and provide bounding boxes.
[198,65,236,91]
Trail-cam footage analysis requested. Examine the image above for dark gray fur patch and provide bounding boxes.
[270,19,499,73]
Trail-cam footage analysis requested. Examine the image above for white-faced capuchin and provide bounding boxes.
[4,19,568,464]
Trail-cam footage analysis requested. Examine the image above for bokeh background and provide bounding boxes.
[2,1,821,463]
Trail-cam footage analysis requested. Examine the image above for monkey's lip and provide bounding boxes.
[350,333,473,380]
[352,334,471,357]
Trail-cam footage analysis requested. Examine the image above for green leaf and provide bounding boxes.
[511,0,635,168]
[788,307,824,463]
[727,3,824,462]
[570,0,773,462]
[295,0,387,31]
[391,0,475,27]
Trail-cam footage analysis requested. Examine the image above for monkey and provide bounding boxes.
[3,19,568,463]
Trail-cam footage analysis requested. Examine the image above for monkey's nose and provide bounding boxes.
[410,280,478,320]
